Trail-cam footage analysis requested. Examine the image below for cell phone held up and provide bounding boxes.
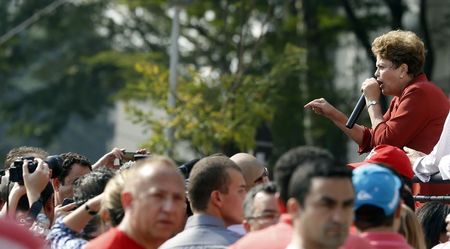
[121,151,149,163]
[122,152,136,162]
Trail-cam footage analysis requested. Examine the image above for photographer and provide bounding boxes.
[0,157,55,238]
[0,146,48,209]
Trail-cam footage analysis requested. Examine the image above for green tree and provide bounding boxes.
[0,0,121,147]
[112,1,308,159]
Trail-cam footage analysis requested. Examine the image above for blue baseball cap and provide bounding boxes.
[352,163,401,216]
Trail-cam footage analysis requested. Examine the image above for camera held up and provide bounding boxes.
[9,155,63,184]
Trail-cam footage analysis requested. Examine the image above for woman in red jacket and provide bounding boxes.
[305,30,449,155]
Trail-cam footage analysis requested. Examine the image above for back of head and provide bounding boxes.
[288,162,352,207]
[230,153,265,189]
[188,155,241,212]
[274,146,334,204]
[352,164,402,231]
[371,29,424,76]
[416,201,450,249]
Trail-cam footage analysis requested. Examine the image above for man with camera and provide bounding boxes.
[0,156,54,238]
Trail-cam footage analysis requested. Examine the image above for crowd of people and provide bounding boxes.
[1,30,450,249]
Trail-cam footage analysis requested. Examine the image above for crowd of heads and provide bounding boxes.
[0,143,449,249]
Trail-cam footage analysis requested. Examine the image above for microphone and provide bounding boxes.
[345,94,366,129]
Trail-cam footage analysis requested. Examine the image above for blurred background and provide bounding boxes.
[1,0,449,166]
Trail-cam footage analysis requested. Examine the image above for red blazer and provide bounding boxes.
[359,74,450,154]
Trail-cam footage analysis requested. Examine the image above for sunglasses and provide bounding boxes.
[254,167,269,184]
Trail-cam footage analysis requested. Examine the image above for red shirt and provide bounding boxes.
[84,228,144,249]
[360,231,413,249]
[359,74,449,154]
[0,218,43,249]
[229,214,373,249]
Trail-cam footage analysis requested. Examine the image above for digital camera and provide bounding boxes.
[9,155,63,184]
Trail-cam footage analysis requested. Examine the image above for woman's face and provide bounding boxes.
[374,56,407,96]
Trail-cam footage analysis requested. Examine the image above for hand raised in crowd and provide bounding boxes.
[404,146,427,166]
[23,158,51,204]
[92,147,150,170]
[92,147,125,170]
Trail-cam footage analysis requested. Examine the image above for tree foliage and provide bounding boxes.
[0,0,447,163]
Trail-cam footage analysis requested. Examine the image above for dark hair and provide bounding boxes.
[288,163,352,207]
[188,155,241,212]
[58,152,92,185]
[416,201,450,249]
[274,146,335,204]
[244,182,277,218]
[354,205,395,231]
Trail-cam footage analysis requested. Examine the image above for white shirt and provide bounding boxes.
[414,111,450,182]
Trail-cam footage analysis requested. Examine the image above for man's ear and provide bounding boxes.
[100,208,110,222]
[243,219,251,233]
[275,192,287,213]
[210,190,222,208]
[286,197,300,217]
[121,191,133,209]
[51,178,60,191]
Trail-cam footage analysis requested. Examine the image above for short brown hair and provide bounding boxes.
[4,146,48,170]
[188,155,241,212]
[372,30,425,76]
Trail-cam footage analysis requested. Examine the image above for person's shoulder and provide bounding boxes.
[433,242,450,249]
[407,79,444,94]
[403,81,448,104]
[342,234,374,249]
[229,223,292,249]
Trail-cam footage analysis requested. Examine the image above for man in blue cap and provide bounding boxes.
[353,163,413,249]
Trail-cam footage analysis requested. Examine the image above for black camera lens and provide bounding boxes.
[9,155,63,184]
[9,157,38,184]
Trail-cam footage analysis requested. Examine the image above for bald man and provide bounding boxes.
[85,156,186,249]
[230,153,269,190]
